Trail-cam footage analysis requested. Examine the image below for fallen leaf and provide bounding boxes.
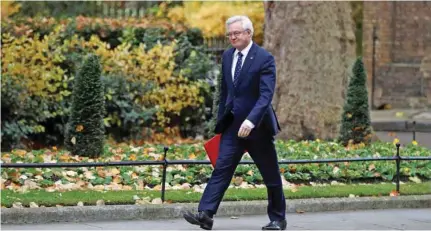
[110,168,120,176]
[97,170,106,177]
[77,201,84,206]
[230,216,239,219]
[59,154,71,161]
[29,202,39,208]
[13,149,27,157]
[96,200,105,206]
[188,153,196,159]
[76,125,84,132]
[12,202,23,208]
[113,155,122,161]
[129,154,137,161]
[368,164,375,171]
[389,190,399,197]
[131,172,139,179]
[151,198,162,204]
[71,137,76,145]
[296,209,305,214]
[409,176,422,183]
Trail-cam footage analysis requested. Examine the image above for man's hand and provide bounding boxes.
[238,120,255,138]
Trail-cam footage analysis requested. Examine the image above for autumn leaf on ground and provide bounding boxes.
[368,164,375,171]
[296,209,305,214]
[129,154,137,161]
[389,190,399,197]
[188,153,196,159]
[59,154,70,161]
[13,149,27,157]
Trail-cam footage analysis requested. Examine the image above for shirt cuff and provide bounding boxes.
[244,119,255,129]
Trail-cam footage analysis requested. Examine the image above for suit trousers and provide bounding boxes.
[198,123,286,221]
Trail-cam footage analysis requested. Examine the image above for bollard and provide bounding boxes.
[161,146,169,203]
[412,121,416,141]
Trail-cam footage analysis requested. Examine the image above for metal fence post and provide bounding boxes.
[161,146,169,203]
[412,121,416,141]
[395,143,401,193]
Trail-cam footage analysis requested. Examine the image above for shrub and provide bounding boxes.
[102,74,157,142]
[338,57,373,145]
[1,28,72,150]
[65,54,105,158]
[1,18,216,149]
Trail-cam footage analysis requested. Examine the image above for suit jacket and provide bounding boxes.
[214,42,281,138]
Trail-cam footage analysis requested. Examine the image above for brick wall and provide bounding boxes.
[363,1,431,108]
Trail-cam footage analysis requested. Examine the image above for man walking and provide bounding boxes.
[183,15,286,230]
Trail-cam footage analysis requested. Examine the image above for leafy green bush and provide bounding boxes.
[102,74,157,142]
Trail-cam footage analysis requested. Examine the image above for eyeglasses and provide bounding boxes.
[226,30,247,38]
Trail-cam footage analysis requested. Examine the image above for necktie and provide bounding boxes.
[233,52,243,87]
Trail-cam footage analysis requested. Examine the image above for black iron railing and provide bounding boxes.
[2,143,430,203]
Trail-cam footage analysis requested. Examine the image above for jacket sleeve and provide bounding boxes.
[246,54,276,126]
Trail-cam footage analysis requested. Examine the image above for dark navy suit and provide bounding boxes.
[198,42,286,222]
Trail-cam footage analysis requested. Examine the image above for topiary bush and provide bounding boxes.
[338,57,373,146]
[64,54,105,158]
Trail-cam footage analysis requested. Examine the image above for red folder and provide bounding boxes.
[203,134,247,168]
[203,134,221,168]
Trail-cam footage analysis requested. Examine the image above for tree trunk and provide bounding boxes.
[264,1,356,141]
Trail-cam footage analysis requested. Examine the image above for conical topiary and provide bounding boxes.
[65,54,105,158]
[338,57,373,145]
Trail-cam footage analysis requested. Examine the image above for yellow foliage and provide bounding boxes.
[167,1,265,44]
[78,36,204,127]
[1,1,21,20]
[2,19,206,131]
[1,25,72,104]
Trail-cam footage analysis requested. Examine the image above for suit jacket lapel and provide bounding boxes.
[225,48,234,89]
[235,43,257,89]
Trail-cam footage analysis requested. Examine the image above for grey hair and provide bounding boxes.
[225,15,254,36]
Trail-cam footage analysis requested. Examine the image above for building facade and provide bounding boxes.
[363,1,431,109]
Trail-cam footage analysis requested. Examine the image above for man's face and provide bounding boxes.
[227,21,251,50]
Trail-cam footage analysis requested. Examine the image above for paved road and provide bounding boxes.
[375,131,431,149]
[3,208,431,230]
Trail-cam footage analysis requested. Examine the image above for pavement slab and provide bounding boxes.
[2,208,430,230]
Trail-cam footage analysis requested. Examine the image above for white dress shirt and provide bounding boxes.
[231,40,255,129]
[231,40,253,81]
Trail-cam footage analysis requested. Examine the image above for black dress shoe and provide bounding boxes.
[183,211,214,230]
[262,220,287,230]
